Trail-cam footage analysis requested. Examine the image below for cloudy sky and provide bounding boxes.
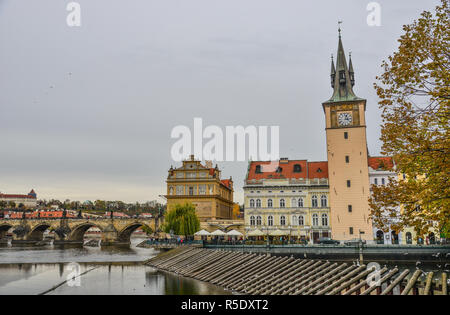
[0,0,440,203]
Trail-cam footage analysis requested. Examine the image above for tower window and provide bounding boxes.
[345,156,349,163]
[347,180,351,187]
[348,205,352,213]
[344,132,348,139]
[349,227,354,235]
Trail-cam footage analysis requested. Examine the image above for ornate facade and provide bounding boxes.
[244,159,331,243]
[165,155,234,221]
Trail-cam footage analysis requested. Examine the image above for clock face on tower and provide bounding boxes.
[338,112,353,126]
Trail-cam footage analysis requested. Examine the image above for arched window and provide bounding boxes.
[321,195,327,207]
[250,216,255,226]
[280,199,285,208]
[292,215,298,226]
[312,214,319,226]
[169,186,174,195]
[298,198,304,207]
[291,198,296,208]
[256,199,261,207]
[293,164,302,173]
[321,214,328,226]
[268,216,273,226]
[255,165,262,174]
[405,232,412,244]
[267,199,273,208]
[256,216,262,226]
[280,216,286,226]
[312,195,318,208]
[250,199,255,208]
[299,215,304,226]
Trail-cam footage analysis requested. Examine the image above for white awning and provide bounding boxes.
[194,229,210,236]
[226,229,243,236]
[210,229,226,236]
[247,229,264,236]
[269,229,288,236]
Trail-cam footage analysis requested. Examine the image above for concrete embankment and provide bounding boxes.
[145,246,448,295]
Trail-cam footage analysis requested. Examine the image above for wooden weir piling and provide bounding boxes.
[145,246,449,295]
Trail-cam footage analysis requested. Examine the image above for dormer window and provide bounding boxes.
[255,165,262,174]
[317,168,322,173]
[276,167,282,173]
[293,164,302,173]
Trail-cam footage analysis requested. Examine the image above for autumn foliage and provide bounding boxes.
[369,0,450,239]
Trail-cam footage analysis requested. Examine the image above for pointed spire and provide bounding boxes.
[327,25,361,103]
[348,52,355,86]
[330,54,336,88]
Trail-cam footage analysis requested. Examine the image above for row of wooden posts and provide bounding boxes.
[145,246,448,295]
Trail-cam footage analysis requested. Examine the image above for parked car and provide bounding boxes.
[317,237,340,245]
[344,238,367,246]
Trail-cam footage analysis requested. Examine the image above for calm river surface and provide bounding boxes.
[0,238,230,295]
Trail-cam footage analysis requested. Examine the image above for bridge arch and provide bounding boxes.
[0,224,14,239]
[68,223,103,242]
[28,223,52,241]
[117,223,151,244]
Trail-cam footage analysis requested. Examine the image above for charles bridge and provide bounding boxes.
[0,217,161,246]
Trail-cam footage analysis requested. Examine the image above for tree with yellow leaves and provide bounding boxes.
[369,0,449,240]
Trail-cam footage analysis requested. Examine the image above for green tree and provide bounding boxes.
[94,200,106,211]
[0,201,7,209]
[141,225,154,236]
[163,203,200,237]
[369,0,450,239]
[8,201,16,208]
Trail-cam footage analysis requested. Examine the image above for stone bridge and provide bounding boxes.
[0,217,161,246]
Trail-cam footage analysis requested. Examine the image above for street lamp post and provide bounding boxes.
[359,230,365,264]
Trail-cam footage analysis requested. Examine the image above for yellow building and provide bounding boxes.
[165,155,234,221]
[244,159,331,244]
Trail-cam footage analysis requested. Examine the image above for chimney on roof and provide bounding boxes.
[280,158,289,164]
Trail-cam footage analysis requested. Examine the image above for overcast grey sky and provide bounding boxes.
[0,0,440,203]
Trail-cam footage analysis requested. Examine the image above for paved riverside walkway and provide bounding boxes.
[203,243,450,262]
[146,246,448,295]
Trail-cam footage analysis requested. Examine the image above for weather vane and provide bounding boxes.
[338,20,343,35]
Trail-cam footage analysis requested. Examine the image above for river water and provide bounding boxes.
[0,238,229,295]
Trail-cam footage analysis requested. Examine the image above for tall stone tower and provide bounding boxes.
[322,29,373,241]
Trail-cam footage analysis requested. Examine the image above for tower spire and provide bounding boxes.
[326,25,360,102]
[349,52,355,86]
[330,54,336,88]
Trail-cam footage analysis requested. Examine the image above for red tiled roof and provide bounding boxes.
[0,194,35,199]
[368,156,394,170]
[247,160,328,180]
[307,161,329,179]
[220,179,232,189]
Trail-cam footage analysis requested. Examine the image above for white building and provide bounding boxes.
[0,189,37,208]
[244,159,331,244]
[368,157,401,245]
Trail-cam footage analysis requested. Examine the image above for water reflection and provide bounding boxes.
[0,263,229,295]
[0,238,229,295]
